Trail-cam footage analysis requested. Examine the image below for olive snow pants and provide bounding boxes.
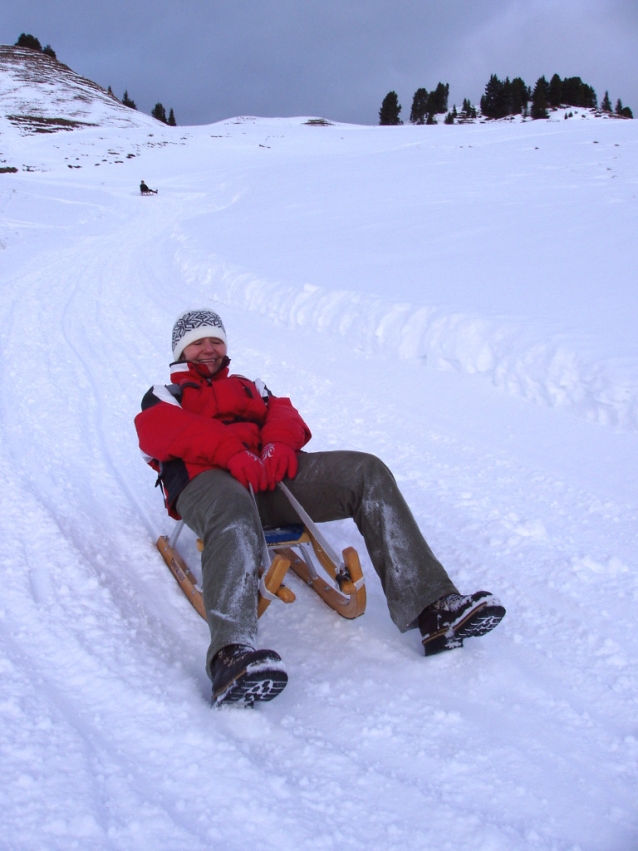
[176,451,458,677]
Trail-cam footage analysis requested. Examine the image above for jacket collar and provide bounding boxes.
[169,358,231,384]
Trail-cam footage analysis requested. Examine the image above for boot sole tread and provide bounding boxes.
[213,668,288,707]
[423,601,505,656]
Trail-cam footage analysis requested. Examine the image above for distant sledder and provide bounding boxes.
[134,309,506,708]
[140,180,158,195]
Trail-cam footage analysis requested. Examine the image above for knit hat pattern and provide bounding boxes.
[171,309,227,361]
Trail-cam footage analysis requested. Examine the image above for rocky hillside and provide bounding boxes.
[0,45,157,134]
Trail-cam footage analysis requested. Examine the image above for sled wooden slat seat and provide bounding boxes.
[264,523,307,545]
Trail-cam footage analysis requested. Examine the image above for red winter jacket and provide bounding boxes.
[135,360,312,517]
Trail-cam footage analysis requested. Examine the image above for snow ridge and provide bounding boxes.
[176,243,638,430]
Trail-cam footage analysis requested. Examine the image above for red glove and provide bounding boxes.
[227,450,268,491]
[261,442,298,489]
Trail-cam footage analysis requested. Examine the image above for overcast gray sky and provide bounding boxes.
[4,0,637,126]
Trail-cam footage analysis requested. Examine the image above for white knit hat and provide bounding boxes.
[171,309,227,361]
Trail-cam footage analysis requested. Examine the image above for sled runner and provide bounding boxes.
[156,482,366,622]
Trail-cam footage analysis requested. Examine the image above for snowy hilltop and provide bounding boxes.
[1,53,637,850]
[0,44,157,134]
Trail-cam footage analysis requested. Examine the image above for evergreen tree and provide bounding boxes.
[481,75,507,119]
[168,108,177,127]
[152,103,168,124]
[548,74,562,108]
[461,98,477,119]
[430,82,450,114]
[581,83,597,108]
[410,88,429,124]
[415,84,448,124]
[561,77,597,108]
[122,90,137,110]
[379,91,402,125]
[561,77,580,106]
[601,91,613,113]
[502,77,513,113]
[615,99,633,118]
[15,33,42,51]
[531,76,549,119]
[510,77,530,114]
[480,74,531,118]
[14,33,57,59]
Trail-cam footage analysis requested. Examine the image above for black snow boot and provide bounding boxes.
[211,644,288,707]
[418,591,505,656]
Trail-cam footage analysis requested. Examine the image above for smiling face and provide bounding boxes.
[181,336,227,375]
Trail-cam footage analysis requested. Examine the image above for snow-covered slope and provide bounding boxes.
[1,63,637,850]
[0,45,157,133]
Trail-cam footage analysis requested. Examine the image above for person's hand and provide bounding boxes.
[261,442,298,489]
[227,450,268,491]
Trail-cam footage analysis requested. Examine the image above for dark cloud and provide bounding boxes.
[3,0,637,125]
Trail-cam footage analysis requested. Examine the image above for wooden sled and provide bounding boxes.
[156,519,366,623]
